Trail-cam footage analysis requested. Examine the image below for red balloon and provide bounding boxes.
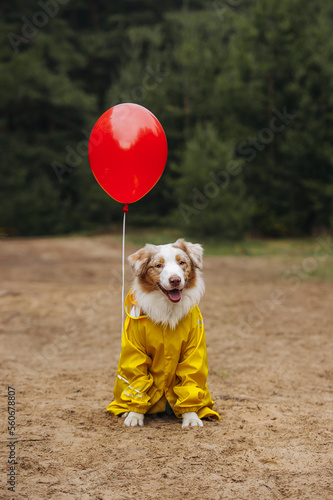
[88,103,168,204]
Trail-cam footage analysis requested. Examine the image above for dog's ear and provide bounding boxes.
[173,238,203,269]
[128,244,156,277]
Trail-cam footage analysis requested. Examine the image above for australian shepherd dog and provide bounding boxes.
[107,239,220,428]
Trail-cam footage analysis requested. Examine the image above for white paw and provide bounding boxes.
[124,411,144,427]
[182,412,204,428]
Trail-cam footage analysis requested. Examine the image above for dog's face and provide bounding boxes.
[128,239,203,304]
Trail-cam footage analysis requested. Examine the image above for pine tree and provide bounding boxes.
[1,0,333,237]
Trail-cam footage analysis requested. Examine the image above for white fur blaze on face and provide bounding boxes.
[128,239,205,329]
[158,245,186,303]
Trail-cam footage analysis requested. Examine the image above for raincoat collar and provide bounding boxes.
[124,288,147,319]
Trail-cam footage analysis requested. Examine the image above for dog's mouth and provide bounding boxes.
[158,284,183,303]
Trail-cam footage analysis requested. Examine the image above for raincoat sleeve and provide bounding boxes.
[112,318,154,414]
[173,309,212,415]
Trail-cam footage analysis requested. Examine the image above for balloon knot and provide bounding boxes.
[122,204,129,213]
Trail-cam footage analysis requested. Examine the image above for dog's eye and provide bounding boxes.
[179,260,186,265]
[156,263,163,268]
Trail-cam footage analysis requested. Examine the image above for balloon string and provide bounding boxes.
[121,204,128,337]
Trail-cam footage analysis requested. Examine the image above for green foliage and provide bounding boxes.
[170,123,253,238]
[1,0,333,237]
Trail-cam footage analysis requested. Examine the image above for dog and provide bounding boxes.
[106,238,220,428]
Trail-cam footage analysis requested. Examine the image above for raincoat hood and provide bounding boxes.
[124,289,147,320]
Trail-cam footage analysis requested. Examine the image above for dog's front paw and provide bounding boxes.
[124,411,144,427]
[182,412,204,429]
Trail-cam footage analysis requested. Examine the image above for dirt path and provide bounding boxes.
[1,236,332,499]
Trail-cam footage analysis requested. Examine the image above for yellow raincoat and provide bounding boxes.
[107,290,220,421]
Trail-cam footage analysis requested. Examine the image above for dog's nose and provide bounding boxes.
[169,275,181,288]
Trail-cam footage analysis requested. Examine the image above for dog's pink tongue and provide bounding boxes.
[168,289,182,303]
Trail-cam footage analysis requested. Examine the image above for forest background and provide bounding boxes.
[1,0,333,239]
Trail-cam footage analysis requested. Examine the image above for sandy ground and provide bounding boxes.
[1,236,332,500]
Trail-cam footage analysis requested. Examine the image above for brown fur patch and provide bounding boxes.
[184,260,197,289]
[138,257,165,294]
[128,246,156,277]
[175,253,197,290]
[173,239,187,254]
[173,238,203,270]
